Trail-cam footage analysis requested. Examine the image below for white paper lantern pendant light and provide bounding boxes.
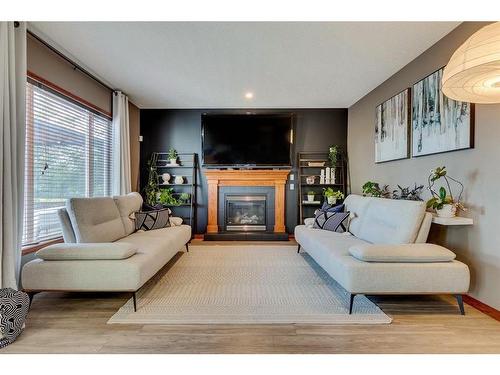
[442,22,500,104]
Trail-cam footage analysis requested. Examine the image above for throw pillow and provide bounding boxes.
[0,288,30,349]
[320,202,345,213]
[135,208,171,231]
[312,211,350,233]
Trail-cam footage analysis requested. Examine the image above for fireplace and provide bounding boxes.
[225,195,267,231]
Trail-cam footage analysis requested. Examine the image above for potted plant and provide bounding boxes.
[426,166,465,218]
[362,181,390,198]
[328,145,339,167]
[158,188,181,206]
[167,148,178,165]
[307,191,315,203]
[144,154,160,206]
[323,187,344,205]
[179,192,191,204]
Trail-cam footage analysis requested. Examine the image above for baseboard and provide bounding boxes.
[463,294,500,321]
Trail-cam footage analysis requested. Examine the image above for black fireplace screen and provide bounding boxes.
[225,195,266,231]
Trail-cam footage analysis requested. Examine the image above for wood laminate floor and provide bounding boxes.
[3,241,500,354]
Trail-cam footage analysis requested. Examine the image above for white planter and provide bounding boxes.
[327,196,337,205]
[169,158,177,165]
[174,175,184,184]
[307,195,315,202]
[436,204,457,218]
[161,173,170,184]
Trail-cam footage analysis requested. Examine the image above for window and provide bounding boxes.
[23,80,113,246]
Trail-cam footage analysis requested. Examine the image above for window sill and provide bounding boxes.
[22,237,64,256]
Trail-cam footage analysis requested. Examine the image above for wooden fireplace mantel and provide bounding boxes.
[204,169,291,233]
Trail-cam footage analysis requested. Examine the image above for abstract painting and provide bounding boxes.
[375,88,410,163]
[412,67,474,157]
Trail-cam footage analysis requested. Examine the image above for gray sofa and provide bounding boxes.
[295,194,470,314]
[22,193,191,310]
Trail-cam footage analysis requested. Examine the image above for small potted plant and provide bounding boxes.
[158,188,180,206]
[167,148,178,165]
[180,192,191,204]
[307,191,315,203]
[328,145,339,167]
[323,187,344,205]
[426,166,465,218]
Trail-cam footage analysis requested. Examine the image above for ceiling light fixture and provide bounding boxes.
[442,22,500,104]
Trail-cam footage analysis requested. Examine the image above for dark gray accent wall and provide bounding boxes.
[140,109,347,234]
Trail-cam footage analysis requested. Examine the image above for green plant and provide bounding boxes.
[158,188,181,206]
[362,181,390,198]
[427,166,465,211]
[179,192,191,203]
[328,145,340,167]
[323,187,344,200]
[167,148,178,160]
[144,154,160,206]
[307,191,315,196]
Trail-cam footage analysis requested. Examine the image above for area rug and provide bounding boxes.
[108,245,391,324]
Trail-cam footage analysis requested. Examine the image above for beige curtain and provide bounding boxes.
[0,22,26,289]
[112,91,131,195]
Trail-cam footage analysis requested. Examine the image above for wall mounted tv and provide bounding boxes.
[202,114,293,167]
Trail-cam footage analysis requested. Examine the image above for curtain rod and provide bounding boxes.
[27,29,116,93]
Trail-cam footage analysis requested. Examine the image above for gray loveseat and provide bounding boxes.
[295,194,470,314]
[22,193,191,310]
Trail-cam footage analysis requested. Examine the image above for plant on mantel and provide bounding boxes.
[426,166,465,218]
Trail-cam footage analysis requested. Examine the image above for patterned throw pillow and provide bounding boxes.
[312,211,350,233]
[315,203,345,216]
[320,202,345,213]
[0,288,30,349]
[135,208,171,231]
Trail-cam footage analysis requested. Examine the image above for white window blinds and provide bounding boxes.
[23,80,113,246]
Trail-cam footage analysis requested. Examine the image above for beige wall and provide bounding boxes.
[129,102,140,192]
[348,22,500,310]
[27,33,112,114]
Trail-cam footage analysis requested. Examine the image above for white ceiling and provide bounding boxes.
[30,22,460,108]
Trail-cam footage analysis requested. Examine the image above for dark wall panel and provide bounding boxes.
[140,108,347,234]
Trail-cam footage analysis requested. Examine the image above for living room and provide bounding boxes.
[1,0,500,370]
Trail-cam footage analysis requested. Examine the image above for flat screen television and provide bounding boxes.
[202,114,293,167]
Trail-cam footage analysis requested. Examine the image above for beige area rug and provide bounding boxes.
[108,245,392,324]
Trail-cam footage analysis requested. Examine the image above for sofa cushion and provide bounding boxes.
[114,192,143,235]
[349,243,456,263]
[135,208,171,231]
[66,197,126,243]
[170,216,183,226]
[57,208,76,243]
[37,243,137,261]
[319,202,345,213]
[344,195,426,244]
[312,211,350,233]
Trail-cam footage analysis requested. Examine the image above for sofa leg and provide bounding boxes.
[297,244,301,253]
[185,242,189,252]
[348,293,356,314]
[27,291,37,309]
[132,292,137,312]
[455,294,465,315]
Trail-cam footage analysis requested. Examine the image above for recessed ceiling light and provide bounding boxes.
[245,92,254,99]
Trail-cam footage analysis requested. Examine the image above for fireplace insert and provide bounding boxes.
[225,195,267,231]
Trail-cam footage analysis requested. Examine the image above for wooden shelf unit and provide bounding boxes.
[297,151,347,224]
[153,152,198,232]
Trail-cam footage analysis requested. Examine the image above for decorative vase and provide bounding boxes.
[327,196,337,205]
[174,175,184,184]
[161,173,170,184]
[331,168,336,184]
[307,195,315,202]
[306,176,315,185]
[436,204,457,218]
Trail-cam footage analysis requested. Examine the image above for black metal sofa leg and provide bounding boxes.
[455,294,465,315]
[297,244,301,253]
[185,242,189,252]
[348,293,356,314]
[132,292,137,312]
